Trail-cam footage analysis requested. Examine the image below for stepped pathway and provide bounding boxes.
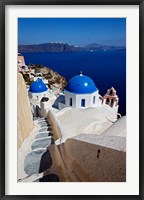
[19,117,60,182]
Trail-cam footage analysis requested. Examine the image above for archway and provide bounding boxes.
[69,98,72,106]
[106,98,110,104]
[110,89,113,95]
[81,99,85,107]
[111,99,114,107]
[93,96,96,104]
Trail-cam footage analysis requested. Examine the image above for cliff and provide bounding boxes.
[18,73,34,148]
[18,42,83,53]
[18,42,126,53]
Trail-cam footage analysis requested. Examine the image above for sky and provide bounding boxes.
[18,18,126,47]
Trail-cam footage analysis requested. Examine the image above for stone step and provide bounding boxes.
[36,118,47,122]
[33,147,47,152]
[35,132,50,139]
[39,124,49,128]
[39,128,49,132]
[37,117,47,121]
[31,137,52,150]
[34,136,52,142]
[34,122,48,127]
[19,167,59,182]
[37,120,48,124]
[18,172,44,182]
[24,149,46,175]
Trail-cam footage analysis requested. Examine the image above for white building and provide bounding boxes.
[28,73,120,120]
[33,73,48,84]
[18,53,29,73]
[28,78,48,101]
[58,72,120,121]
[28,78,56,118]
[59,72,101,109]
[40,97,50,117]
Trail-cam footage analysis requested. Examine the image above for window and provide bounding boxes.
[93,96,96,104]
[106,98,110,104]
[111,99,114,107]
[110,89,113,95]
[81,99,85,107]
[70,98,72,106]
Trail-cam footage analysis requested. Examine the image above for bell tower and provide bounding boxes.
[103,87,119,112]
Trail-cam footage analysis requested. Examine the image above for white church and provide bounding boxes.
[29,78,48,100]
[59,72,101,109]
[28,78,56,118]
[28,72,120,121]
[59,72,119,117]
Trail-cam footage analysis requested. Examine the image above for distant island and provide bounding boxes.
[18,42,126,53]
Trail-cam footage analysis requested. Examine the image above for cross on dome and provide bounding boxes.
[80,71,83,76]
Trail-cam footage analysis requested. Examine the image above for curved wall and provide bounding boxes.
[18,73,34,148]
[49,136,126,182]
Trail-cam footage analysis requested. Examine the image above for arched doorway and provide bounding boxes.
[110,89,113,95]
[106,98,110,104]
[111,99,114,107]
[93,96,96,104]
[81,99,85,107]
[69,98,72,106]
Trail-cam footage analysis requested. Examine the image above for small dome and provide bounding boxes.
[29,78,48,93]
[65,73,98,94]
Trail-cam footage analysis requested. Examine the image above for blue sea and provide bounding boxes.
[23,51,126,116]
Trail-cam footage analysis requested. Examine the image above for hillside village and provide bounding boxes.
[18,53,67,92]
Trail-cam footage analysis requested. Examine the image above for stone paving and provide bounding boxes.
[39,128,49,132]
[35,132,50,139]
[19,117,59,182]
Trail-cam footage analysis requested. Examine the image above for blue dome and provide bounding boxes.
[29,78,48,93]
[65,74,98,94]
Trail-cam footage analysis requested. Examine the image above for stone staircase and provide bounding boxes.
[18,117,60,182]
